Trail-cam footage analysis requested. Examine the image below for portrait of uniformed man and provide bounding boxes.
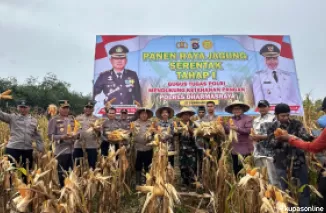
[93,44,142,106]
[252,44,301,106]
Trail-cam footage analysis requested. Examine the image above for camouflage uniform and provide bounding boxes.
[176,120,197,185]
[158,119,174,166]
[266,119,313,207]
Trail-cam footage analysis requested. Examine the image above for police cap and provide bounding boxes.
[109,45,129,58]
[17,100,29,107]
[260,44,280,57]
[59,100,70,108]
[85,100,96,107]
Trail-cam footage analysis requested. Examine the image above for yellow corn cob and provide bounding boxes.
[275,191,284,202]
[67,124,72,135]
[134,100,141,107]
[73,120,81,134]
[0,89,13,100]
[1,89,11,96]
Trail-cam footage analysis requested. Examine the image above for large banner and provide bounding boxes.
[93,35,303,116]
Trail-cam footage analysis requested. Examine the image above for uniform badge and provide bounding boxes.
[267,46,274,52]
[191,38,200,50]
[60,128,64,132]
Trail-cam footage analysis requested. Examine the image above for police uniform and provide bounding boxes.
[93,45,142,105]
[252,44,301,106]
[73,100,99,169]
[118,109,131,147]
[1,100,44,183]
[48,100,76,187]
[101,116,121,156]
[119,109,131,130]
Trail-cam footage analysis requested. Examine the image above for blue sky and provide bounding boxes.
[0,0,325,101]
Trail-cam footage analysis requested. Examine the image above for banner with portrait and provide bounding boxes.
[93,35,303,116]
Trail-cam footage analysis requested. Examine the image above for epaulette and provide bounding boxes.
[99,70,110,76]
[255,70,266,74]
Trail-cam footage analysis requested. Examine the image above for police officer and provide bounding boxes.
[252,44,301,107]
[101,107,121,156]
[93,44,142,106]
[73,100,100,169]
[119,109,130,130]
[0,99,44,183]
[48,100,77,187]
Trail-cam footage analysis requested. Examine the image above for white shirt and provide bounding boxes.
[252,68,301,106]
[253,113,275,135]
[114,69,124,79]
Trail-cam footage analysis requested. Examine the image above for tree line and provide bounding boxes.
[0,73,91,115]
[0,73,324,120]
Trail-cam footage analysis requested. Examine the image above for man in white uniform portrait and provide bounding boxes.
[252,44,300,107]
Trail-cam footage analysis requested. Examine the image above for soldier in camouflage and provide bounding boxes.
[156,106,175,167]
[175,107,197,186]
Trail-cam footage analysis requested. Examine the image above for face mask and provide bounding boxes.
[317,115,326,129]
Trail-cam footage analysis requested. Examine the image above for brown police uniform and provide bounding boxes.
[73,100,99,169]
[101,118,121,156]
[1,100,44,183]
[47,100,76,187]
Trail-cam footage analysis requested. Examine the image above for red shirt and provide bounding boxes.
[288,128,326,153]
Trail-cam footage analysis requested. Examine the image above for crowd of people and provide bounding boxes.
[1,97,326,210]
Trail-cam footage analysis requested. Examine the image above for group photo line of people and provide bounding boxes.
[1,93,326,211]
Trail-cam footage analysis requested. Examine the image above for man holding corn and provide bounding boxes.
[0,99,44,183]
[250,100,279,186]
[48,100,78,187]
[156,106,175,167]
[73,100,100,169]
[101,107,121,156]
[131,107,154,185]
[175,107,197,187]
[264,103,313,208]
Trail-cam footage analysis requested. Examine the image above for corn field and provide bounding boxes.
[0,95,325,213]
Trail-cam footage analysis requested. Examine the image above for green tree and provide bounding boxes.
[0,73,91,115]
